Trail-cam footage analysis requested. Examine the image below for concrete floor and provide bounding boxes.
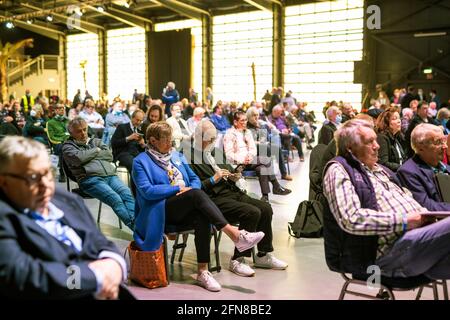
[62,146,442,300]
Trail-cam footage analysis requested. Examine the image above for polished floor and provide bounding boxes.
[63,146,441,300]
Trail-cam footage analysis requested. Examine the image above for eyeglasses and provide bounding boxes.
[2,169,54,187]
[427,138,448,147]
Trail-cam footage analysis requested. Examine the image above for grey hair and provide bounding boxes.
[411,123,443,153]
[272,105,283,113]
[335,119,374,157]
[326,106,340,119]
[193,107,205,117]
[67,117,87,134]
[246,107,259,119]
[193,119,217,148]
[437,108,450,121]
[0,136,48,174]
[167,81,175,89]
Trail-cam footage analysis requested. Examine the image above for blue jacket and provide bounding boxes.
[132,150,201,251]
[395,155,450,211]
[210,114,230,133]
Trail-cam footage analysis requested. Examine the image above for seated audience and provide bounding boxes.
[141,104,164,139]
[166,103,192,151]
[103,102,130,146]
[405,101,437,158]
[162,81,180,118]
[268,105,305,162]
[189,120,288,276]
[436,108,450,135]
[375,107,406,172]
[79,100,105,139]
[187,107,206,133]
[62,118,135,230]
[210,105,231,134]
[46,104,70,182]
[223,111,291,202]
[395,123,450,211]
[0,136,127,299]
[24,109,48,146]
[401,107,414,134]
[246,107,291,180]
[111,109,146,195]
[318,106,341,145]
[324,119,450,281]
[132,122,264,292]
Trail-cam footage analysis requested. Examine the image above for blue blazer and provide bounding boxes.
[132,150,201,251]
[395,155,450,211]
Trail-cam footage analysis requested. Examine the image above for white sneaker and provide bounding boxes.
[229,257,255,277]
[234,230,265,253]
[254,253,288,270]
[197,270,221,292]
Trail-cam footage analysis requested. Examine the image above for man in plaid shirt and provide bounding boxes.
[323,118,450,279]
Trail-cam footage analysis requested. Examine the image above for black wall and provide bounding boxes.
[148,29,191,101]
[364,0,450,106]
[0,27,59,57]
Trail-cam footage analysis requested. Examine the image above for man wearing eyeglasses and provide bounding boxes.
[0,136,129,299]
[395,123,450,211]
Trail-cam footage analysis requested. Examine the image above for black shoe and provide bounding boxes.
[273,187,291,195]
[261,195,269,203]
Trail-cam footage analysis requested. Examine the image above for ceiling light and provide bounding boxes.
[46,15,53,22]
[96,6,105,13]
[414,31,447,38]
[5,21,14,29]
[26,18,33,24]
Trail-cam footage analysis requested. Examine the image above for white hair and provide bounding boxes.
[246,107,259,119]
[193,107,205,117]
[411,123,443,153]
[167,81,175,89]
[326,106,340,119]
[0,136,48,174]
[335,119,374,157]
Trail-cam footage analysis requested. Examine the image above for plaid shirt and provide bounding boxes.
[323,161,428,257]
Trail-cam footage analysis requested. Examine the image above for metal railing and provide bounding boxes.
[7,55,59,88]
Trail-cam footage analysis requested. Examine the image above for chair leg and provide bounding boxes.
[97,202,101,224]
[442,280,448,300]
[118,217,122,230]
[171,234,180,265]
[212,229,221,272]
[252,247,256,264]
[338,280,351,300]
[163,236,170,285]
[415,286,425,300]
[432,281,439,300]
[179,233,189,262]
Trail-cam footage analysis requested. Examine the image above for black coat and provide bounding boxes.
[111,123,145,161]
[0,188,121,299]
[376,131,406,172]
[318,122,337,145]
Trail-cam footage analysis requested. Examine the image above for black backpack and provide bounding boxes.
[288,200,323,238]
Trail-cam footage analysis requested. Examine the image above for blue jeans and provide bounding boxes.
[376,217,450,279]
[79,175,135,230]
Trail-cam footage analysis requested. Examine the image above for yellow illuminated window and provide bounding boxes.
[284,0,364,112]
[66,33,100,100]
[106,27,146,101]
[155,20,203,100]
[212,11,273,103]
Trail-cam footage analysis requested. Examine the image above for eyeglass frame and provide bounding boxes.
[1,169,54,187]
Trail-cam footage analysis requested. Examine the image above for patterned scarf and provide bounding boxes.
[147,146,185,187]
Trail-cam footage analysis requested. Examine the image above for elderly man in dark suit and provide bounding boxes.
[111,109,146,195]
[188,120,287,278]
[395,123,450,211]
[0,136,130,299]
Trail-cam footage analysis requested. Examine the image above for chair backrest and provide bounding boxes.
[319,192,378,277]
[308,144,328,200]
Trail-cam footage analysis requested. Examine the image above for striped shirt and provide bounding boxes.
[323,162,428,257]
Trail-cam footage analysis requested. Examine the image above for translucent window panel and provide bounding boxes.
[212,11,273,103]
[284,0,364,112]
[155,20,202,99]
[66,33,100,100]
[106,27,146,101]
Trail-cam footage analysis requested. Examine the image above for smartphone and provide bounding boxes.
[234,164,246,173]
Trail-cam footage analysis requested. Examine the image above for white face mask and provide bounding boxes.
[30,110,37,117]
[175,112,181,119]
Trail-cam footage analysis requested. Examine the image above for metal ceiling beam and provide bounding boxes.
[0,15,64,40]
[243,0,273,12]
[21,2,104,33]
[381,0,443,29]
[107,4,153,24]
[85,4,143,28]
[150,0,210,21]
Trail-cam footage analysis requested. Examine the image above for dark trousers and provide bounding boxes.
[117,153,136,196]
[165,189,228,263]
[245,156,280,195]
[212,192,274,258]
[53,143,65,178]
[281,134,304,158]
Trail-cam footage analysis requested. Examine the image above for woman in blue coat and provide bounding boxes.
[132,122,264,292]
